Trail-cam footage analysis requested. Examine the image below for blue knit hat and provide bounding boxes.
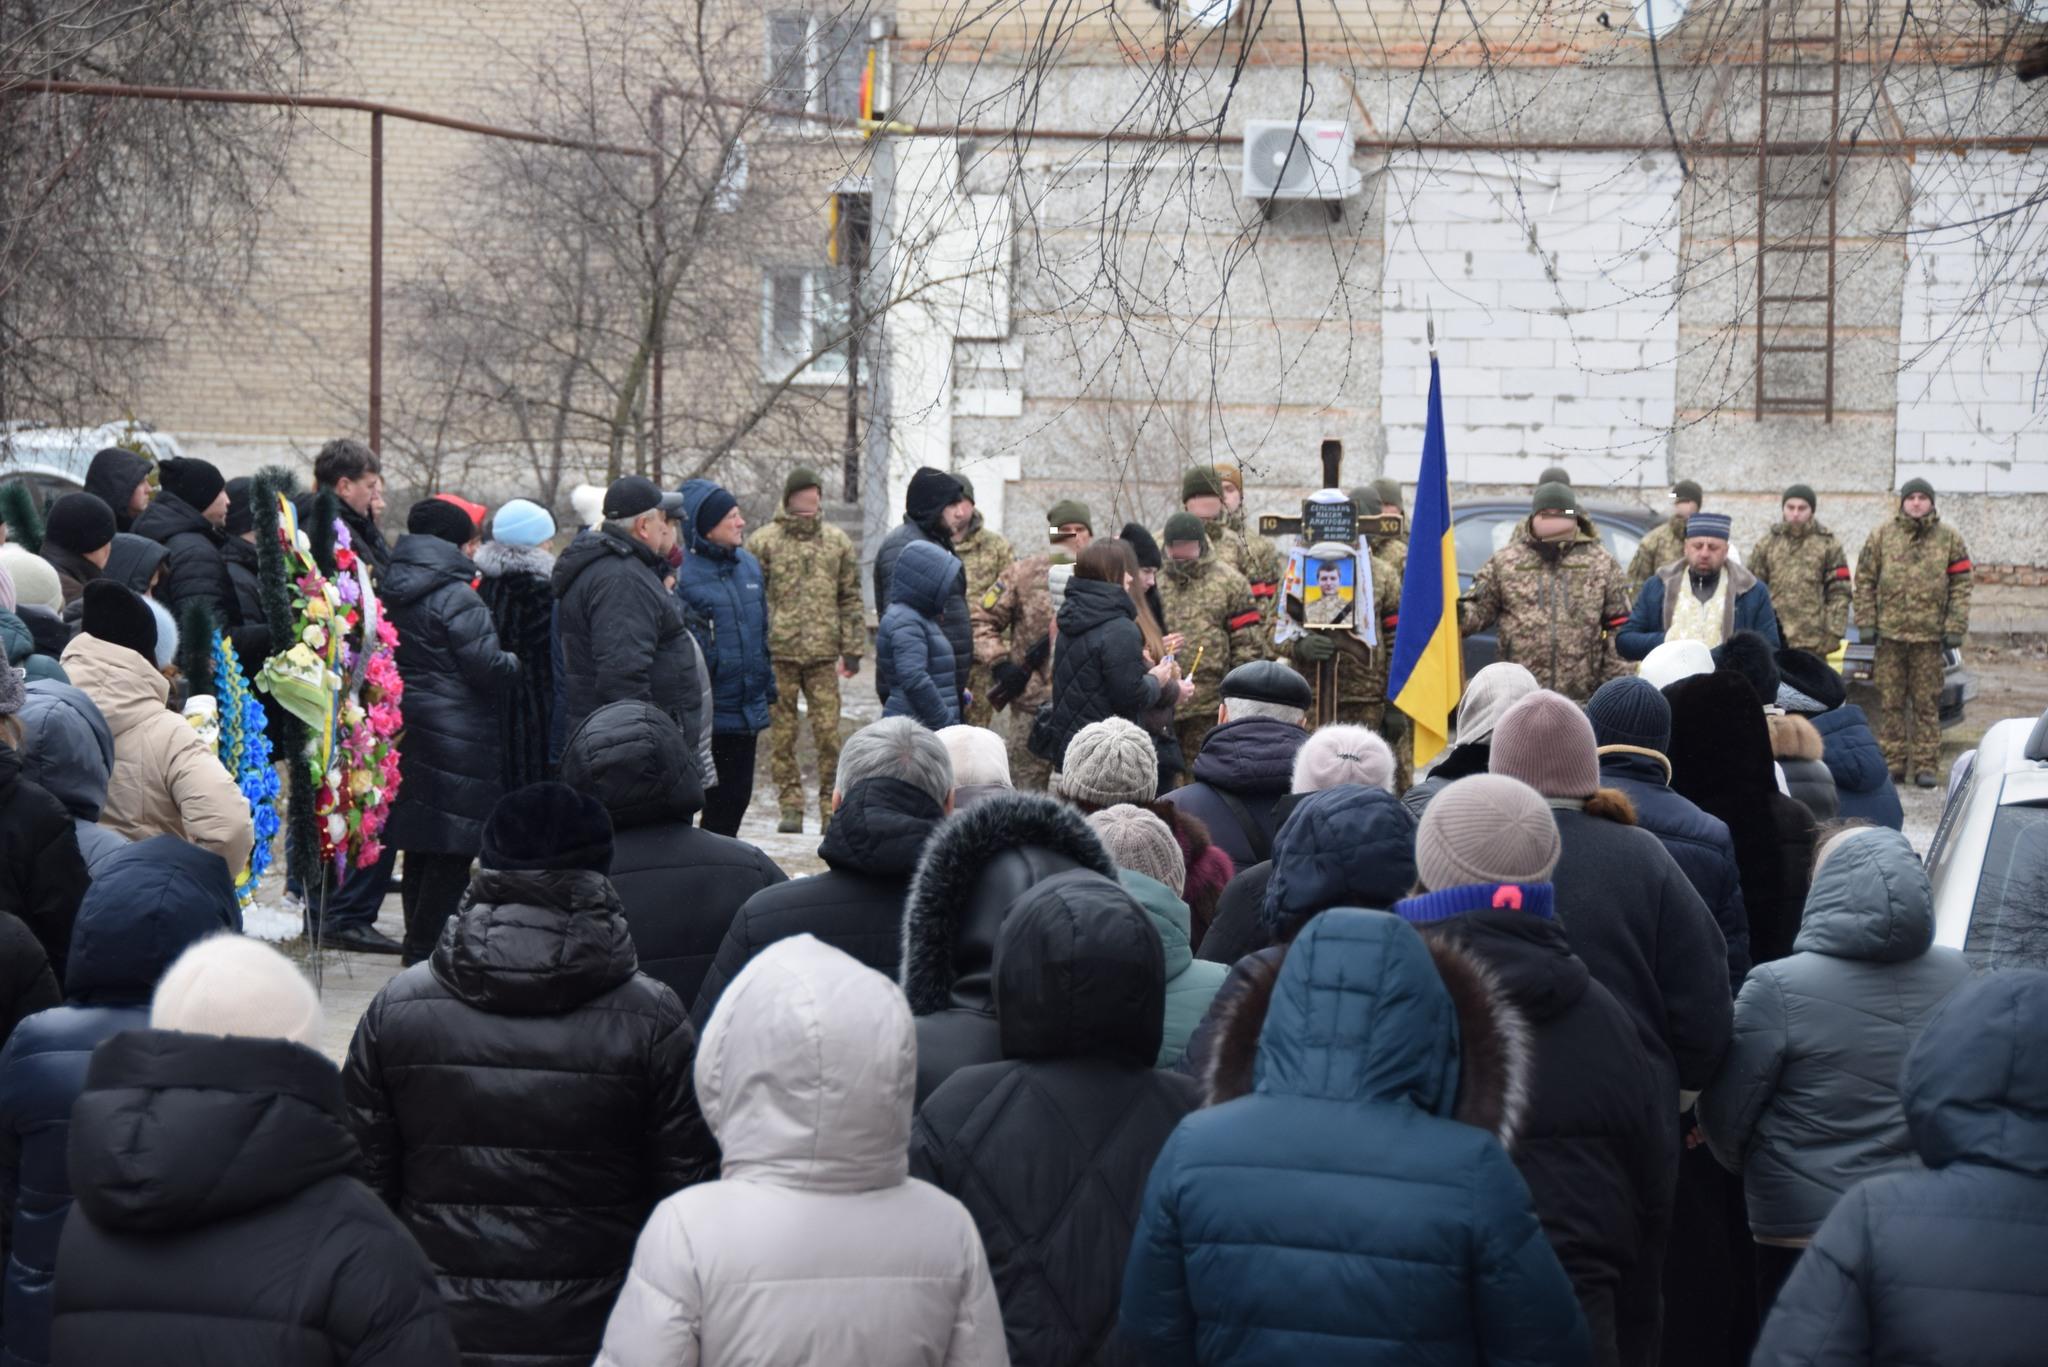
[492,498,556,549]
[1684,512,1733,542]
[1584,676,1671,755]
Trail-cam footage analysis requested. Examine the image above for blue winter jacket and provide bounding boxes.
[1598,749,1752,995]
[0,837,238,1367]
[1617,560,1781,659]
[877,538,962,730]
[1122,909,1590,1367]
[1753,969,2048,1366]
[676,480,775,735]
[1810,703,1904,830]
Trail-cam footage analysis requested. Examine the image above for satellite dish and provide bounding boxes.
[1631,0,1688,36]
[1187,0,1236,28]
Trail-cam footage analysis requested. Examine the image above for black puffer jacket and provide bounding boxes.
[873,515,970,715]
[0,915,57,1054]
[559,701,786,1010]
[552,526,705,761]
[220,535,265,627]
[1157,717,1308,868]
[57,1029,457,1367]
[381,534,519,856]
[1034,577,1160,768]
[1407,897,1673,1367]
[1598,750,1752,996]
[475,541,557,792]
[0,745,86,980]
[129,492,235,622]
[342,867,717,1367]
[900,792,1119,1104]
[912,870,1199,1367]
[689,775,941,1027]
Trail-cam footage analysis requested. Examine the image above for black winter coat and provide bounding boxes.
[0,916,56,1057]
[1157,717,1308,867]
[475,542,558,793]
[1414,900,1674,1367]
[1666,671,1816,967]
[0,746,85,981]
[1599,750,1753,995]
[689,775,941,1027]
[873,515,971,714]
[1547,804,1733,1094]
[221,535,266,629]
[131,492,236,623]
[55,1030,457,1367]
[1752,970,2048,1367]
[342,867,717,1367]
[552,527,705,761]
[912,870,1199,1367]
[1034,577,1161,768]
[900,792,1120,1104]
[559,700,786,1011]
[381,535,519,856]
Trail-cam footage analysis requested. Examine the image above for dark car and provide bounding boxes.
[1452,498,1662,678]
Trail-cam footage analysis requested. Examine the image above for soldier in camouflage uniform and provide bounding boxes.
[1857,477,1972,787]
[1361,478,1409,584]
[1184,465,1280,653]
[1625,479,1702,597]
[1158,511,1262,771]
[1460,482,1633,703]
[1748,482,1851,656]
[753,466,867,833]
[973,500,1091,792]
[948,475,1014,728]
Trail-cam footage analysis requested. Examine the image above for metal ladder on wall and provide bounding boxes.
[1754,0,1843,421]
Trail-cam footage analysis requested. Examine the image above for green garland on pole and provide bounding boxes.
[178,600,218,701]
[0,483,43,552]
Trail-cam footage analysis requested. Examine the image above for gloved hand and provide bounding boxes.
[989,660,1033,709]
[838,655,861,679]
[1294,633,1337,663]
[1943,633,1963,651]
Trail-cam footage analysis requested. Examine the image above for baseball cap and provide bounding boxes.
[603,475,684,521]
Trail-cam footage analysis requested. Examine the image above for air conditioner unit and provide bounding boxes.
[1241,119,1360,219]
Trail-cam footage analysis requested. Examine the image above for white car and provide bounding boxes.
[0,421,185,490]
[1925,708,2048,968]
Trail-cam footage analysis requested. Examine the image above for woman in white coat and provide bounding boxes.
[597,934,1009,1367]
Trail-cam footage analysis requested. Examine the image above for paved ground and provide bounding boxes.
[301,640,2048,1063]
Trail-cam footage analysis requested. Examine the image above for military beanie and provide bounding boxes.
[1899,477,1936,506]
[1162,511,1207,546]
[1671,479,1704,506]
[1782,482,1817,511]
[1530,481,1577,515]
[783,466,823,503]
[1180,466,1227,503]
[1372,477,1405,512]
[1537,466,1573,488]
[1046,499,1093,533]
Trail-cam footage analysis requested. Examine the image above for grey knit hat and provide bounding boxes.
[1088,805,1186,896]
[1453,661,1540,747]
[1418,774,1561,891]
[1489,690,1601,801]
[1291,724,1395,794]
[1052,717,1159,809]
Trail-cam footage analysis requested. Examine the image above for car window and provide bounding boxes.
[1455,514,1514,586]
[1964,802,2048,970]
[1599,522,1644,570]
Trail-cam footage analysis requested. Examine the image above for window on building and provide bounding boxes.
[762,268,851,384]
[765,13,867,122]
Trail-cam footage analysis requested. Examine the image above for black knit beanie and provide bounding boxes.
[157,458,226,513]
[224,477,257,536]
[81,580,158,662]
[1120,522,1162,569]
[693,485,739,540]
[480,782,615,874]
[44,493,117,556]
[407,497,478,547]
[904,467,964,525]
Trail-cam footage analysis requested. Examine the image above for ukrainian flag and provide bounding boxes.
[1388,355,1463,767]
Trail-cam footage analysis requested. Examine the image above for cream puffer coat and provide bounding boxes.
[596,934,1008,1367]
[58,633,254,876]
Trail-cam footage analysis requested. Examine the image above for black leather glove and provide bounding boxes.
[989,660,1033,709]
[841,655,861,676]
[1943,633,1963,651]
[1294,633,1337,662]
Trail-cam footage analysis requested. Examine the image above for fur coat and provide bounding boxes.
[475,541,557,793]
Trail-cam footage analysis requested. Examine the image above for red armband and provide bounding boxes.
[1381,613,1400,631]
[1227,610,1261,631]
[1831,565,1851,581]
[1947,558,1972,575]
[1248,581,1277,598]
[1605,613,1631,629]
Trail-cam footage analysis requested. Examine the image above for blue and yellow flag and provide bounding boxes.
[1388,356,1463,767]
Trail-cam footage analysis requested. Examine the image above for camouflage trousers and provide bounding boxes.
[1873,639,1944,776]
[770,658,842,819]
[1005,706,1052,792]
[964,661,996,729]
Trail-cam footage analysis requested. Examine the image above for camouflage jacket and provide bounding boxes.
[1856,512,1972,644]
[971,551,1063,711]
[953,518,1014,622]
[1748,521,1852,654]
[1369,521,1409,587]
[753,512,866,661]
[1292,545,1403,707]
[1207,510,1283,653]
[1461,517,1632,702]
[1159,550,1260,718]
[1626,514,1688,597]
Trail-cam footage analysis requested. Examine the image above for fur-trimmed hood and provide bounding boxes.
[473,539,555,581]
[900,791,1116,1015]
[1202,910,1531,1152]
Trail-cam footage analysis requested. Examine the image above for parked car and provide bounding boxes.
[0,420,184,497]
[1452,497,1662,678]
[1925,707,2048,969]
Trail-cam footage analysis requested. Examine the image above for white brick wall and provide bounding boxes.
[1380,152,1683,488]
[1898,151,2048,495]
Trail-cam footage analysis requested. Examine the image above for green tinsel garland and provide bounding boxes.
[0,483,44,553]
[178,600,218,701]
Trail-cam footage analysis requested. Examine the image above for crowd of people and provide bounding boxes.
[0,439,2031,1366]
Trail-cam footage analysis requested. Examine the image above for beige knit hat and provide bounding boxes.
[1087,804,1186,895]
[1417,774,1561,891]
[1489,690,1600,801]
[1053,717,1159,810]
[1454,661,1540,747]
[151,935,324,1047]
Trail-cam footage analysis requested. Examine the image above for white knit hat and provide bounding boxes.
[151,935,324,1046]
[1088,804,1186,894]
[937,725,1011,790]
[0,545,62,616]
[1291,724,1395,794]
[1052,717,1158,810]
[1639,639,1716,691]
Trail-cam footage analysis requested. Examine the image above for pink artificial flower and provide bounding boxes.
[357,838,382,867]
[376,617,399,649]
